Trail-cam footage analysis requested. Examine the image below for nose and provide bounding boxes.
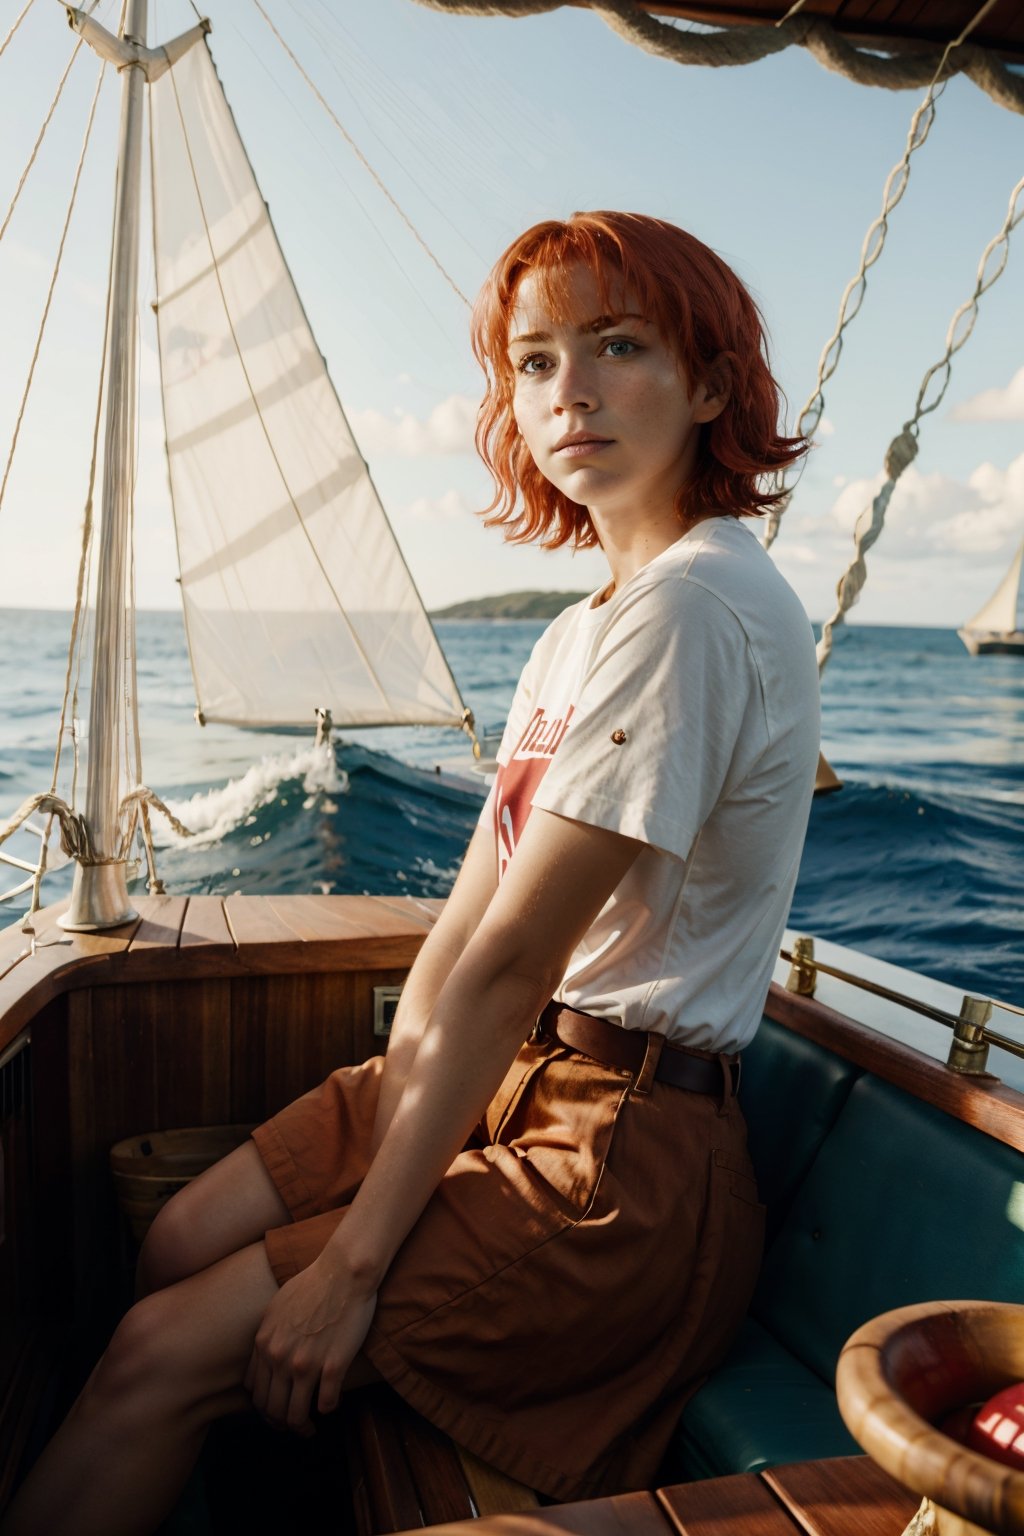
[550,354,597,414]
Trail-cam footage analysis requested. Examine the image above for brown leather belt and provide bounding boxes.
[535,1001,740,1096]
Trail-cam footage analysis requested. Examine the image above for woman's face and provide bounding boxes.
[508,263,721,527]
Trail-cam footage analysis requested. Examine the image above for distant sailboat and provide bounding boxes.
[958,539,1024,656]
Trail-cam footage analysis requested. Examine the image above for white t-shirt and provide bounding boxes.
[484,516,820,1054]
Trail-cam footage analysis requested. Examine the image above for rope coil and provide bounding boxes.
[0,786,191,869]
[407,0,1024,113]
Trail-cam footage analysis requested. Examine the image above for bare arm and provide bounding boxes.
[247,807,641,1429]
[370,821,498,1154]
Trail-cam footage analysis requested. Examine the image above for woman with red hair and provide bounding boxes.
[4,214,819,1534]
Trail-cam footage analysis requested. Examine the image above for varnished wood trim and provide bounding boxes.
[658,1474,797,1534]
[457,1447,540,1517]
[128,894,189,953]
[765,982,1024,1155]
[0,896,434,1054]
[761,1455,920,1536]
[177,897,234,954]
[408,1491,674,1536]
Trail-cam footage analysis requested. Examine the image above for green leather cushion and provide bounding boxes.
[663,1317,860,1481]
[753,1074,1024,1383]
[739,1017,861,1244]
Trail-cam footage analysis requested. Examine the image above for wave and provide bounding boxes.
[157,744,349,848]
[151,741,480,903]
[792,778,1023,1001]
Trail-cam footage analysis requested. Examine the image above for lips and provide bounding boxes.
[554,431,612,455]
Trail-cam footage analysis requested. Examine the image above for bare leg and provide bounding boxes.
[2,1239,372,1536]
[136,1140,290,1297]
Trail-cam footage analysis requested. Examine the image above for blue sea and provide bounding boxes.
[0,610,1021,1004]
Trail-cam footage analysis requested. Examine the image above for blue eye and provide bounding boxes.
[604,338,638,358]
[516,354,551,375]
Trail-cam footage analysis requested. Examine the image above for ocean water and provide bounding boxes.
[0,609,1021,1004]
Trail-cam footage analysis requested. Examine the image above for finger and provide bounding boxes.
[285,1368,316,1435]
[262,1358,294,1429]
[246,1347,269,1414]
[317,1364,344,1417]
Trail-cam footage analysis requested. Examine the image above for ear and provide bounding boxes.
[694,355,730,425]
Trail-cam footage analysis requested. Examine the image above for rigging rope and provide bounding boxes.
[816,171,1024,673]
[407,1,1024,114]
[251,0,471,308]
[0,61,107,908]
[763,0,1001,549]
[0,41,84,247]
[0,0,38,63]
[0,59,106,517]
[0,0,110,251]
[27,235,111,916]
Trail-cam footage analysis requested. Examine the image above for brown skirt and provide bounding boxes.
[252,1033,763,1502]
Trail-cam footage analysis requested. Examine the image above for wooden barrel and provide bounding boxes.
[110,1124,255,1243]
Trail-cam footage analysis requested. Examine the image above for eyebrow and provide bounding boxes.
[508,313,645,347]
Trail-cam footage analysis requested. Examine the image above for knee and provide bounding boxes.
[85,1293,180,1407]
[136,1187,202,1297]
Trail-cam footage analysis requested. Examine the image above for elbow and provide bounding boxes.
[450,931,564,1037]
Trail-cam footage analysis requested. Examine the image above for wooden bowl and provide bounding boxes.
[837,1301,1024,1536]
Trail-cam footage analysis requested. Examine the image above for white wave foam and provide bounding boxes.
[415,856,461,883]
[155,745,348,848]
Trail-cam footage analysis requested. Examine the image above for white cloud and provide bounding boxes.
[350,394,478,457]
[951,365,1024,423]
[816,416,836,437]
[824,453,1024,558]
[775,542,821,566]
[405,489,473,522]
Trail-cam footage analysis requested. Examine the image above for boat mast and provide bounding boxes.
[62,0,147,931]
[61,0,147,930]
[60,0,207,928]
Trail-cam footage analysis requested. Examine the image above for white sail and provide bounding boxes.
[962,539,1024,635]
[148,43,467,730]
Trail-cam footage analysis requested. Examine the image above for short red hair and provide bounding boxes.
[471,211,806,549]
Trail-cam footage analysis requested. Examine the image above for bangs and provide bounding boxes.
[506,229,644,335]
[481,218,680,379]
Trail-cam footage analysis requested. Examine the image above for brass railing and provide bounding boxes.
[781,939,1024,1076]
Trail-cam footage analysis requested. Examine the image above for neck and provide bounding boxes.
[591,506,711,598]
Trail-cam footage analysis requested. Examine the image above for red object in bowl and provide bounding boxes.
[967,1384,1024,1470]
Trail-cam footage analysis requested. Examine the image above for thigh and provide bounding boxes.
[138,1141,291,1294]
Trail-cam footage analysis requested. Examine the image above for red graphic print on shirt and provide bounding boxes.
[494,704,574,878]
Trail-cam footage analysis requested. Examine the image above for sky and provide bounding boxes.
[0,0,1022,628]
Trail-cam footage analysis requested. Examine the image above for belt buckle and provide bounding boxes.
[529,1015,547,1045]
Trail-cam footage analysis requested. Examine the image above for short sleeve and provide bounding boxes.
[494,637,542,767]
[531,578,766,861]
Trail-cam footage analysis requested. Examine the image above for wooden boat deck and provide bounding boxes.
[0,892,443,1050]
[407,1456,920,1536]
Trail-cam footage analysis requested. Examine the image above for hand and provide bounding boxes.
[244,1257,377,1434]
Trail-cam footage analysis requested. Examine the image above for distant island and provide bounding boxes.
[432,590,589,620]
